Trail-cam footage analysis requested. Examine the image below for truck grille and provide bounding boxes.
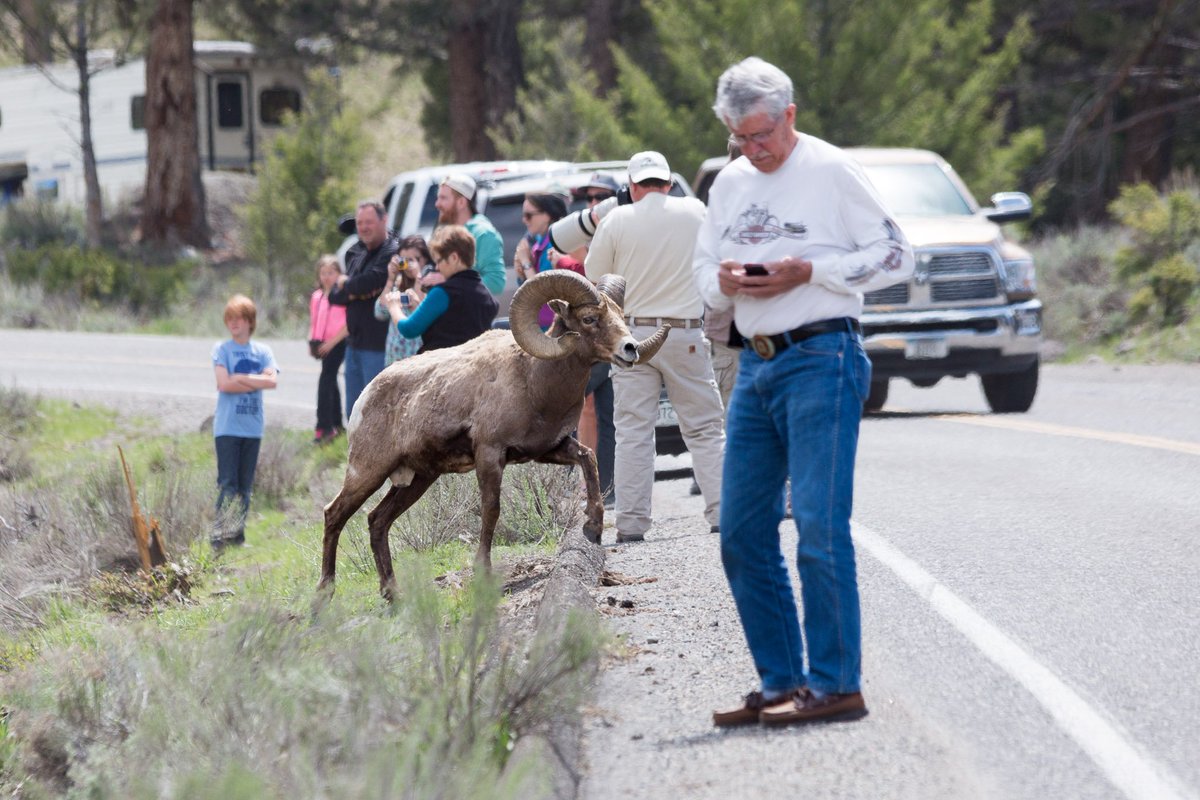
[864,247,1003,308]
[932,277,1000,302]
[928,252,993,274]
[864,283,909,306]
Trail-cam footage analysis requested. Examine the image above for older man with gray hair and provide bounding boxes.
[697,57,913,728]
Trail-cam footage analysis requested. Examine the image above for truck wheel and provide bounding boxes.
[864,379,889,413]
[982,359,1039,413]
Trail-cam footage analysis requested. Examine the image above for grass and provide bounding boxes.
[0,390,602,797]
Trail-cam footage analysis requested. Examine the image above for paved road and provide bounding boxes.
[580,365,1200,800]
[0,329,324,433]
[3,330,1199,798]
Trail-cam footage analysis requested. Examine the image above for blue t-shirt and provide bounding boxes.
[211,339,278,438]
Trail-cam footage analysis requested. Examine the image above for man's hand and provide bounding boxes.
[335,274,349,289]
[717,257,813,298]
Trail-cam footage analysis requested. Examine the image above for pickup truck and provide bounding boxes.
[695,147,1043,413]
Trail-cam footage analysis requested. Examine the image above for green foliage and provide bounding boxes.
[242,69,368,304]
[1028,225,1128,346]
[5,244,192,313]
[0,200,84,249]
[502,0,1043,193]
[0,573,601,798]
[1110,183,1200,326]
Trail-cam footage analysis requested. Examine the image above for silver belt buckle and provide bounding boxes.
[751,335,776,359]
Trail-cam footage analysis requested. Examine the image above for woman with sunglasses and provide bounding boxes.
[514,191,589,329]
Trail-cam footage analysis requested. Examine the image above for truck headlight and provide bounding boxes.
[1002,258,1037,301]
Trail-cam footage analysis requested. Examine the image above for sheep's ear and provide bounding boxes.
[548,299,570,318]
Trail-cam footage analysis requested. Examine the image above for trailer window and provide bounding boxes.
[217,82,244,128]
[130,95,145,130]
[260,88,301,126]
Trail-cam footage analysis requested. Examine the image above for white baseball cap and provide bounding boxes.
[627,151,671,184]
[442,173,477,200]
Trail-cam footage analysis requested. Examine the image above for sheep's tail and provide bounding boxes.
[347,381,372,435]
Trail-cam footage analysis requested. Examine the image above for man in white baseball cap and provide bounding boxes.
[434,173,506,296]
[627,150,672,184]
[585,150,726,544]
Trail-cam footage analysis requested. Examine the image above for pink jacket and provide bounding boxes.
[309,289,348,341]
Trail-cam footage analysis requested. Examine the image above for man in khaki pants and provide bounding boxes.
[585,151,726,543]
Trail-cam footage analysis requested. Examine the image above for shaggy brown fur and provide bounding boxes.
[318,272,668,601]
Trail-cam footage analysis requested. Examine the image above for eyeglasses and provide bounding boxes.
[521,210,546,221]
[584,193,614,204]
[728,119,782,148]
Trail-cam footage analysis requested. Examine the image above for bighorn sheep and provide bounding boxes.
[318,270,669,600]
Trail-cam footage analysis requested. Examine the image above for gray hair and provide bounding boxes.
[712,57,794,127]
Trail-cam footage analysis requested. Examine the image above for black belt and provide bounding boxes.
[746,317,860,359]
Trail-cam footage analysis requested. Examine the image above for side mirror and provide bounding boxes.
[984,192,1032,223]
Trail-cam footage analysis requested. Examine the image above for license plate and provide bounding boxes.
[905,338,948,359]
[657,399,678,427]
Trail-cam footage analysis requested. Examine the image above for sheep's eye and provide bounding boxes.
[581,315,598,326]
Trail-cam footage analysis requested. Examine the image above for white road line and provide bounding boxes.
[853,522,1196,800]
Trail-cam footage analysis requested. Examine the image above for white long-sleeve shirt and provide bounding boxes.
[586,191,707,319]
[693,133,914,337]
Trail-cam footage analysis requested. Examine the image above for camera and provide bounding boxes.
[547,186,631,254]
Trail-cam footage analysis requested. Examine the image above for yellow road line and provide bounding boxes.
[935,414,1200,457]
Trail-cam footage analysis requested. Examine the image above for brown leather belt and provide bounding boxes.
[746,317,861,359]
[626,316,703,329]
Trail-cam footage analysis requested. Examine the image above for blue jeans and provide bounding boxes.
[343,346,386,421]
[719,326,870,695]
[214,435,261,541]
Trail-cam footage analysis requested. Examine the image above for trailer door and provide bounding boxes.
[208,73,252,170]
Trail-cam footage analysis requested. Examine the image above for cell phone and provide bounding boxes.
[744,263,768,276]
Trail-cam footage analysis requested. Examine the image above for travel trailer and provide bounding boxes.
[0,41,305,206]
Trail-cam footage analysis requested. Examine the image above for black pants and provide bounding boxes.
[586,363,615,503]
[316,340,347,431]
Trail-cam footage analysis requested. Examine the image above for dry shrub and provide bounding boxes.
[252,426,309,509]
[0,574,602,798]
[0,386,39,483]
[0,457,212,633]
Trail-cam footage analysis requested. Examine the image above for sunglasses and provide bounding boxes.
[522,210,547,221]
[584,193,614,203]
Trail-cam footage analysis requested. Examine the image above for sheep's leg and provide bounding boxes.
[318,476,386,594]
[474,449,507,573]
[536,437,603,545]
[366,474,438,602]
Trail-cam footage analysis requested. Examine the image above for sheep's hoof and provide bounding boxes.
[583,521,602,544]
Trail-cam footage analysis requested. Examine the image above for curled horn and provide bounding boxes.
[635,324,671,362]
[509,271,603,360]
[596,274,626,310]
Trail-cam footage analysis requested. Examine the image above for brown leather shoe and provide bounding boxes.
[759,687,868,726]
[713,691,774,727]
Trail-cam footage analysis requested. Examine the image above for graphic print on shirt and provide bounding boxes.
[722,204,809,246]
[845,218,908,287]
[232,354,263,417]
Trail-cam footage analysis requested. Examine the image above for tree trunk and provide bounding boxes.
[17,0,50,63]
[73,0,102,248]
[584,0,618,94]
[446,0,495,161]
[482,0,524,133]
[142,0,209,248]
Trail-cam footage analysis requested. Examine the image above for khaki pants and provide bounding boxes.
[612,325,726,537]
[710,339,741,413]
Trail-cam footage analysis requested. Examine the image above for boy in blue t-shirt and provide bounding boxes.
[211,294,279,551]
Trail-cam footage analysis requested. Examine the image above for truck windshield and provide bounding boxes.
[861,163,975,217]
